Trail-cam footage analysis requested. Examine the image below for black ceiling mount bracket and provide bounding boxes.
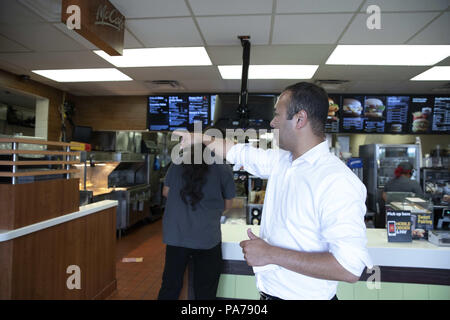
[237,35,251,126]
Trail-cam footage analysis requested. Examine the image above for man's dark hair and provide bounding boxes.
[283,82,329,137]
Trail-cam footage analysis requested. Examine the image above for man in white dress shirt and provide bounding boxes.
[175,82,373,300]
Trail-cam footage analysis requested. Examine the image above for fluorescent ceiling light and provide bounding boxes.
[218,65,318,79]
[411,66,450,81]
[326,45,450,66]
[94,47,212,67]
[32,68,132,82]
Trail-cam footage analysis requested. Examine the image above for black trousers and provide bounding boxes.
[157,243,222,300]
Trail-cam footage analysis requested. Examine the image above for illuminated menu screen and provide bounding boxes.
[340,96,386,133]
[432,97,450,133]
[148,95,210,131]
[148,96,169,131]
[385,96,409,134]
[188,95,209,126]
[340,95,410,134]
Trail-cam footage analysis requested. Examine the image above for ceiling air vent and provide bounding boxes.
[431,82,450,93]
[145,80,184,90]
[315,80,350,91]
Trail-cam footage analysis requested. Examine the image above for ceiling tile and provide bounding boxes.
[408,12,450,45]
[0,51,113,70]
[339,12,440,44]
[0,34,31,52]
[0,0,45,24]
[0,23,86,51]
[120,66,221,81]
[126,18,203,47]
[197,15,271,45]
[272,14,353,44]
[315,65,429,81]
[277,0,364,13]
[124,29,144,48]
[179,79,227,92]
[207,44,335,65]
[110,0,190,18]
[188,0,273,15]
[19,0,61,22]
[360,0,449,12]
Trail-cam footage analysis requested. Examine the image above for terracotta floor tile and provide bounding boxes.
[107,219,166,300]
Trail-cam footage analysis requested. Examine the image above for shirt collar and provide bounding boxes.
[291,140,329,166]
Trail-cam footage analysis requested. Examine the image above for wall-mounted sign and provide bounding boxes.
[61,0,125,56]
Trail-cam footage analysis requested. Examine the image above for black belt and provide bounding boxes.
[260,292,338,300]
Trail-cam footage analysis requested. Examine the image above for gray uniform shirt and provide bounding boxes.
[384,176,424,197]
[163,163,236,249]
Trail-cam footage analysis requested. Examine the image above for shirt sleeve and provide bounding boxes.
[226,144,282,179]
[319,174,373,277]
[220,165,236,199]
[164,164,175,187]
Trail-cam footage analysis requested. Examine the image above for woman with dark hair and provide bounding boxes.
[157,143,236,300]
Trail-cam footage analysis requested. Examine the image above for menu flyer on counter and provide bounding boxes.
[386,210,412,242]
[411,212,433,240]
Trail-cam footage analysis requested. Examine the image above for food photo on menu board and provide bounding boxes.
[341,96,364,132]
[409,96,433,134]
[341,96,386,133]
[325,95,340,133]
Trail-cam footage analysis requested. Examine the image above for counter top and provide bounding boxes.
[0,200,118,242]
[221,225,450,270]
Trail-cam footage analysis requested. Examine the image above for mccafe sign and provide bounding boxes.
[62,0,125,56]
[95,4,125,32]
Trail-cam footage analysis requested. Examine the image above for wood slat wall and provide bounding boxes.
[72,95,147,131]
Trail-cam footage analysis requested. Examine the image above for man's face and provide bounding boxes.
[270,92,296,150]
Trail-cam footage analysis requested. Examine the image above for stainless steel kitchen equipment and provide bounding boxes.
[359,144,421,213]
[75,150,151,237]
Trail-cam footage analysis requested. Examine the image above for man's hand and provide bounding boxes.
[239,228,273,266]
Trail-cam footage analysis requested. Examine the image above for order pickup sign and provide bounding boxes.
[386,210,412,242]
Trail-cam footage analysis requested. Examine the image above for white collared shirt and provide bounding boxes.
[226,141,373,300]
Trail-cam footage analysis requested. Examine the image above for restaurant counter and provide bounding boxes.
[215,225,450,300]
[0,200,118,299]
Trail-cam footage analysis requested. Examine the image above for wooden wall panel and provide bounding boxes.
[72,95,147,131]
[0,207,116,300]
[0,69,65,142]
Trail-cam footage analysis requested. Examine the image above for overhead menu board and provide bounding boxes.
[432,97,450,133]
[340,95,411,134]
[148,95,210,131]
[385,96,409,134]
[340,96,387,133]
[148,96,170,131]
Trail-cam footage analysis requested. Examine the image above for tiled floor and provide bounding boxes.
[107,219,167,300]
